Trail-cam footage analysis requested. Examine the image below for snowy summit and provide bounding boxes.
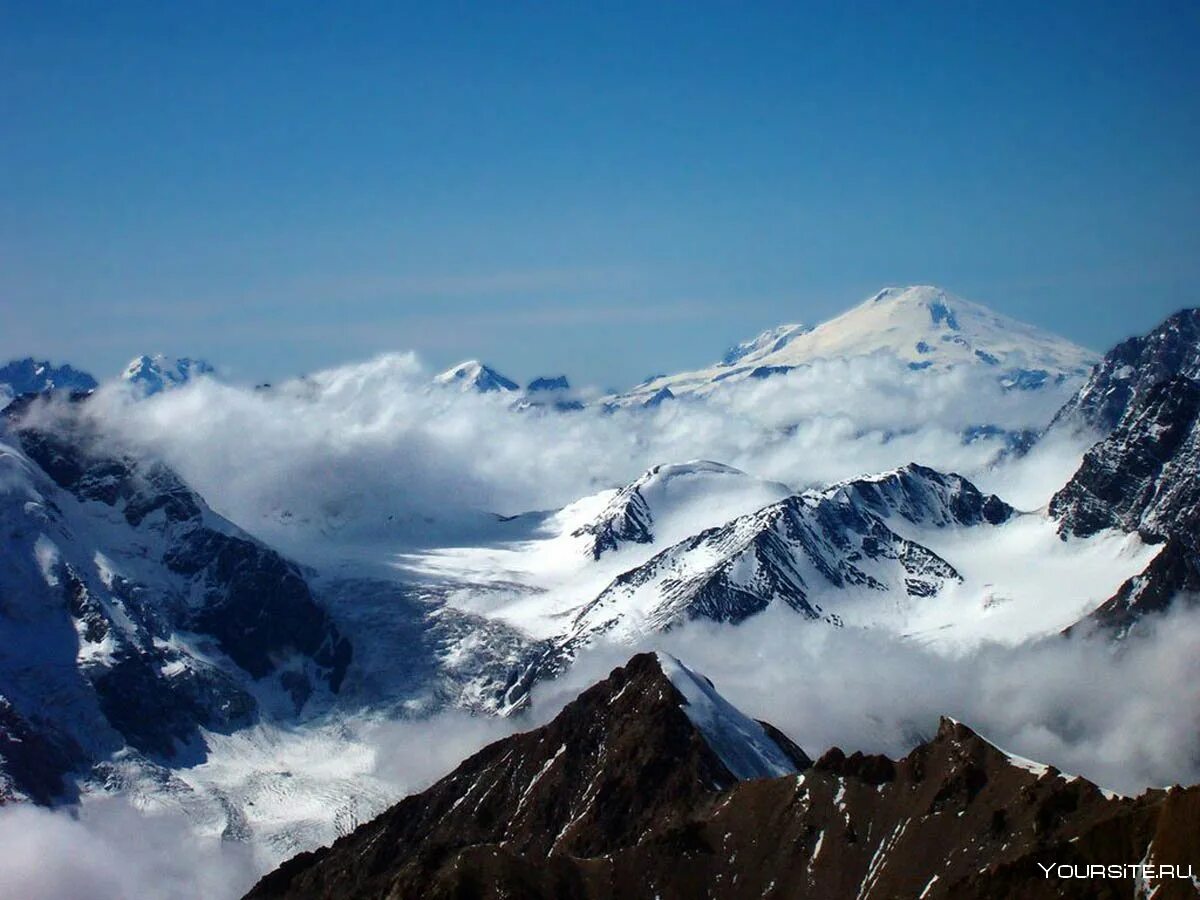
[433,360,520,393]
[122,354,216,395]
[615,285,1098,405]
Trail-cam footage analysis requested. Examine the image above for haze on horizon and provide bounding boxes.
[3,2,1198,387]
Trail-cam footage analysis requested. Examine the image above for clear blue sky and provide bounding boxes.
[3,1,1197,388]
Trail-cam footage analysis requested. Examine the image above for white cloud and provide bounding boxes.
[648,603,1200,796]
[0,798,257,900]
[37,352,1084,564]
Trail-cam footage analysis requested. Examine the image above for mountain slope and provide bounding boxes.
[0,358,97,408]
[1051,376,1200,541]
[1049,307,1200,436]
[0,397,351,799]
[433,360,519,393]
[247,653,1200,900]
[614,286,1096,405]
[244,652,808,899]
[563,464,1011,647]
[1051,370,1200,636]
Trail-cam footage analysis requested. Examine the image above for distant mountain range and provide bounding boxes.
[0,358,97,407]
[3,286,1200,895]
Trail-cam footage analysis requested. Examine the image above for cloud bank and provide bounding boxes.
[40,352,1088,563]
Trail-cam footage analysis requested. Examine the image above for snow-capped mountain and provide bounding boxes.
[558,465,1008,651]
[0,358,97,408]
[248,653,1197,900]
[432,360,519,393]
[1049,308,1200,437]
[0,399,350,801]
[571,460,793,561]
[3,304,1198,898]
[121,354,216,395]
[513,374,585,411]
[614,285,1097,405]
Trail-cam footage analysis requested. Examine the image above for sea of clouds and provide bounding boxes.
[6,603,1198,900]
[9,351,1186,900]
[44,350,1091,561]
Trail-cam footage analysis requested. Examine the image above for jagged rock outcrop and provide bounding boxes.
[1051,376,1200,540]
[1050,308,1200,436]
[247,654,1200,900]
[1079,536,1200,637]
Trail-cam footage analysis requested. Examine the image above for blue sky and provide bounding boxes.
[2,1,1197,388]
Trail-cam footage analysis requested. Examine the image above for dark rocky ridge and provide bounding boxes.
[1046,308,1200,637]
[247,654,1200,900]
[1051,376,1200,541]
[1049,308,1200,436]
[0,358,98,403]
[1079,535,1200,637]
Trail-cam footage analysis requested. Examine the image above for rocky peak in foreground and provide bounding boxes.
[245,654,1200,900]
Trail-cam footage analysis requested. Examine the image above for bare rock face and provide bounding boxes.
[1051,376,1200,541]
[1050,308,1200,437]
[1047,309,1200,636]
[245,654,1200,900]
[1050,373,1200,636]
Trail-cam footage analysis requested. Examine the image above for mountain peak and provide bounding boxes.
[527,375,570,392]
[433,360,519,393]
[248,652,1195,900]
[868,283,949,304]
[611,285,1096,406]
[0,358,98,407]
[246,653,808,898]
[122,354,215,395]
[655,652,808,780]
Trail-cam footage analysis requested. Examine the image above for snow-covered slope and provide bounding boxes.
[614,286,1097,405]
[720,323,813,366]
[432,360,519,393]
[656,652,802,780]
[484,463,1155,701]
[560,466,993,648]
[398,461,793,640]
[122,354,215,395]
[0,403,354,799]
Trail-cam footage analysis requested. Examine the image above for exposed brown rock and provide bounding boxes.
[246,656,1200,900]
